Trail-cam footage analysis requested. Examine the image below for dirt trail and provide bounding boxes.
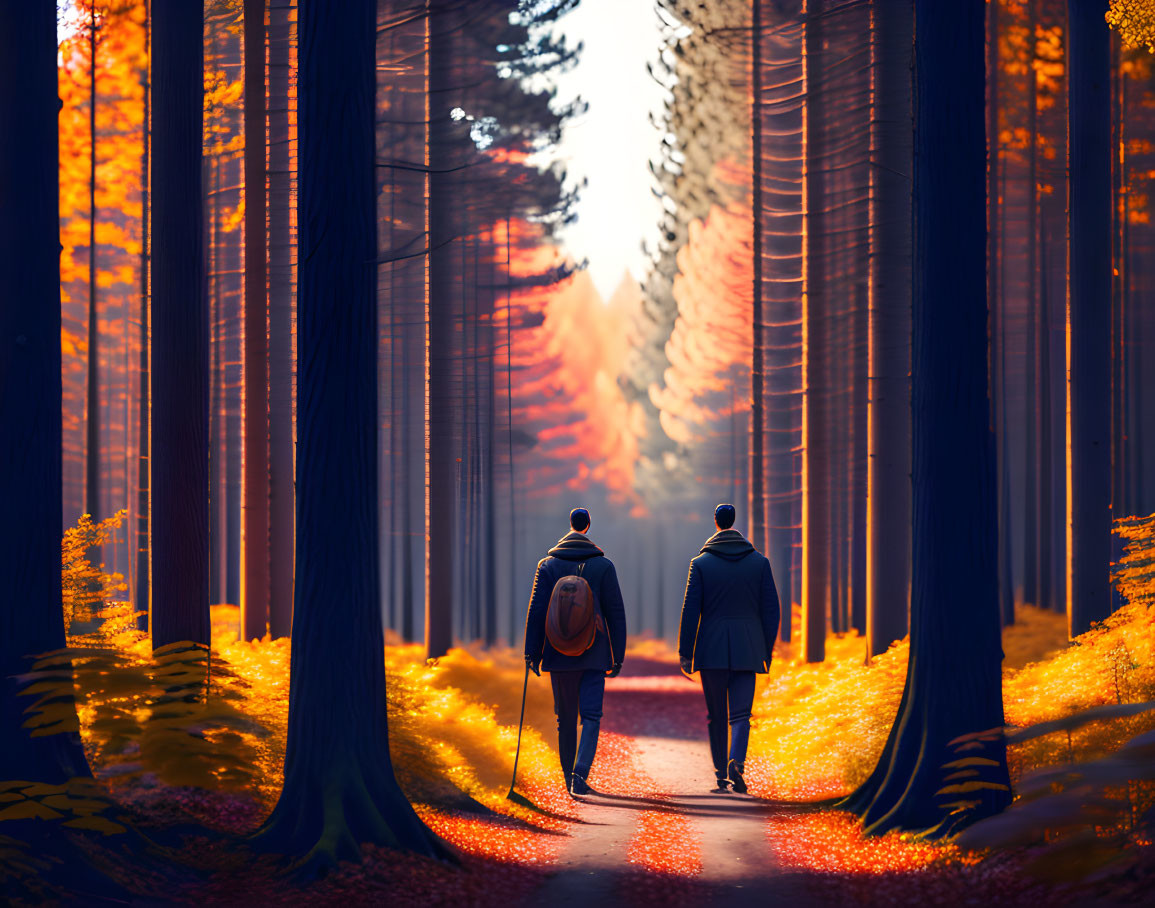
[528,658,818,906]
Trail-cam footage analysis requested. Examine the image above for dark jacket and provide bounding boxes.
[677,529,780,673]
[524,531,627,672]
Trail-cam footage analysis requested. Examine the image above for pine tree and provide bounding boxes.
[151,0,210,648]
[253,0,444,870]
[0,0,92,782]
[841,0,1011,836]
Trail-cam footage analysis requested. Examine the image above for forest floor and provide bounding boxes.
[503,654,1078,908]
[8,600,1155,906]
[61,646,1140,908]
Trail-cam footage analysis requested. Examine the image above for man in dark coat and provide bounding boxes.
[678,503,780,793]
[524,508,627,795]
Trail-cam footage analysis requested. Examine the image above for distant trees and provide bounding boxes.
[254,0,443,867]
[843,0,1010,835]
[376,0,582,648]
[150,0,209,648]
[0,0,92,782]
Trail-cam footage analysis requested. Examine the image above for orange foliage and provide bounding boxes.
[651,202,752,447]
[766,811,952,874]
[57,3,147,522]
[499,218,644,511]
[628,811,701,876]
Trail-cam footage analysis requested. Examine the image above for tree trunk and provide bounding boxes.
[252,0,444,870]
[241,0,270,642]
[151,0,209,649]
[425,0,454,659]
[840,0,1010,836]
[750,0,767,559]
[762,6,804,643]
[0,0,93,783]
[136,0,152,632]
[86,2,101,523]
[505,213,517,646]
[267,0,295,639]
[802,0,828,663]
[865,0,913,657]
[1022,0,1038,616]
[989,0,1014,628]
[1066,0,1112,637]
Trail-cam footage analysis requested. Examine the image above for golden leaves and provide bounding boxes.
[1108,0,1155,53]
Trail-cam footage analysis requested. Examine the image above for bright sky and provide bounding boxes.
[550,0,669,300]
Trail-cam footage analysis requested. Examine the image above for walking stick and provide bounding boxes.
[506,661,545,813]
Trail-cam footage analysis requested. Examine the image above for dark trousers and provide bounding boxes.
[550,669,605,782]
[700,669,756,779]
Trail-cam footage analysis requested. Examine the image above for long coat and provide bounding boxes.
[677,529,781,673]
[524,531,627,672]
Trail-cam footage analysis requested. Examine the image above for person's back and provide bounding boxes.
[678,504,780,792]
[681,530,777,673]
[526,531,625,673]
[524,508,627,795]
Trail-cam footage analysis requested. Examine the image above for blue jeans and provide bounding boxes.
[699,669,756,779]
[550,669,605,781]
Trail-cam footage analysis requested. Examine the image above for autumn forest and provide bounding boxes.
[3,0,1155,904]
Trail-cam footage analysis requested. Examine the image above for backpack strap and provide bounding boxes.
[575,561,606,634]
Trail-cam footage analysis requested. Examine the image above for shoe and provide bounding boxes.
[711,776,731,793]
[728,759,747,794]
[570,772,597,796]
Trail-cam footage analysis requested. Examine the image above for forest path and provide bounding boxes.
[528,657,819,906]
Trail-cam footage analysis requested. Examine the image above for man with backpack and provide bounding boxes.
[678,503,780,793]
[524,508,627,796]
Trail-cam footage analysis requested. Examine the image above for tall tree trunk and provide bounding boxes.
[87,3,101,521]
[0,0,93,783]
[763,7,804,642]
[1039,235,1055,612]
[750,0,767,558]
[1109,33,1126,613]
[1022,0,1038,614]
[242,0,270,642]
[425,0,454,658]
[1066,0,1112,637]
[485,247,498,646]
[505,212,517,646]
[136,0,151,632]
[841,0,1010,836]
[267,0,295,638]
[151,0,209,649]
[802,0,828,663]
[866,0,912,657]
[252,0,443,869]
[998,166,1016,627]
[209,155,224,604]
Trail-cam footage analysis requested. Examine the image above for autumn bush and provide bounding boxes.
[52,512,562,832]
[748,513,1155,809]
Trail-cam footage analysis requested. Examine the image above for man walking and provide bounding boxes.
[524,508,627,795]
[678,503,780,793]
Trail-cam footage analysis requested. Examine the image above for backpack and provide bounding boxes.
[545,562,604,657]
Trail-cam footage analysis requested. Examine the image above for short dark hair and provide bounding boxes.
[714,503,735,530]
[570,508,591,532]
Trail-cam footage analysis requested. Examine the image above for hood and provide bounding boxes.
[700,529,755,561]
[547,531,604,562]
